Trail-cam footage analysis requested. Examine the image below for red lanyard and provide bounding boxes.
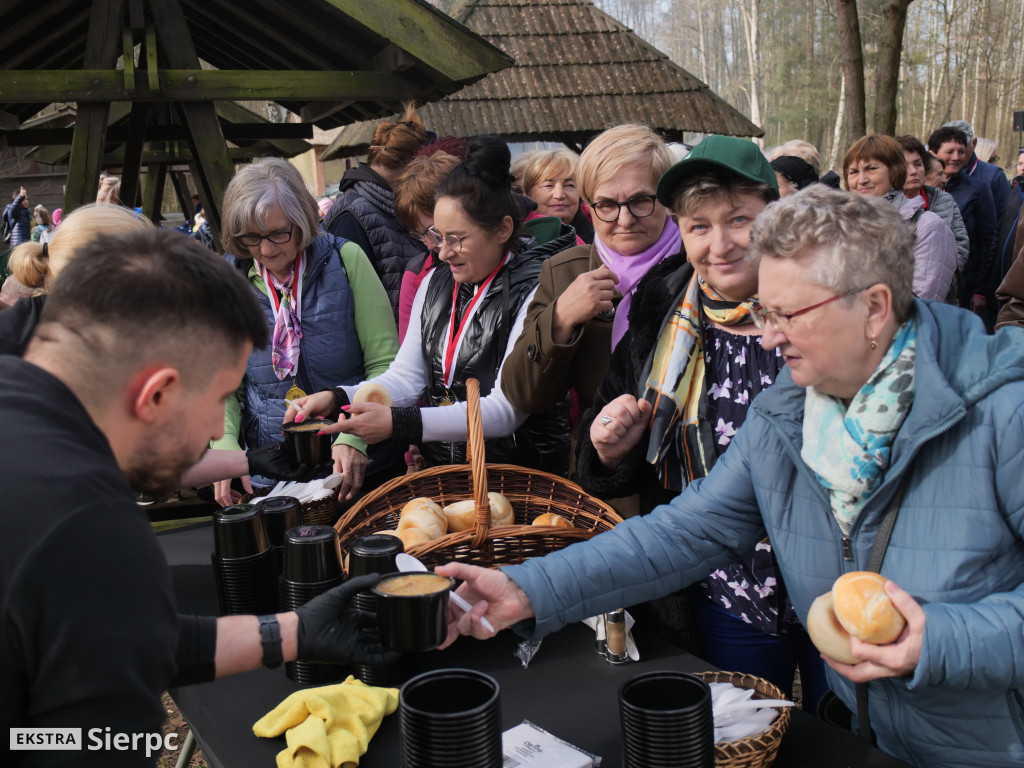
[442,254,510,386]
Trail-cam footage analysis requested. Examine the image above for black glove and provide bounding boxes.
[246,441,319,482]
[295,574,401,666]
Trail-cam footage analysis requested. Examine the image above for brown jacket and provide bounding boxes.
[500,243,617,415]
[995,210,1024,328]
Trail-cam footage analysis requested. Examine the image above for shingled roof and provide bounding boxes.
[322,0,761,159]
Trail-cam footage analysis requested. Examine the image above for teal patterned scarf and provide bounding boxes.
[801,318,917,534]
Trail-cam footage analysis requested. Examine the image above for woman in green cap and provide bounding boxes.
[576,135,829,710]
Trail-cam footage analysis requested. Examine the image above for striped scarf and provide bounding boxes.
[642,271,757,489]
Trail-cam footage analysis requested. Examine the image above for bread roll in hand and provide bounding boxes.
[831,571,906,644]
[353,382,393,407]
[806,591,860,664]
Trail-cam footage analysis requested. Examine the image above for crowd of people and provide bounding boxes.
[3,111,1024,768]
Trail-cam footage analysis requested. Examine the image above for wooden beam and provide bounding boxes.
[118,101,151,208]
[0,70,417,102]
[324,0,513,82]
[5,123,315,146]
[170,171,195,223]
[142,163,167,222]
[65,0,125,214]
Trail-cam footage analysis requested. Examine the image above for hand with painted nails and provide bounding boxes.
[317,402,393,444]
[284,390,337,425]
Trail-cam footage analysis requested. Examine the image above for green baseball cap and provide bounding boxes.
[656,135,779,206]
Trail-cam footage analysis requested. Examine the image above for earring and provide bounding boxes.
[870,338,878,350]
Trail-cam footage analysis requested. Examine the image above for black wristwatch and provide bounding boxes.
[258,614,283,669]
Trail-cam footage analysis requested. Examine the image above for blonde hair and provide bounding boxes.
[577,125,674,201]
[367,104,429,171]
[517,148,579,197]
[96,173,121,205]
[221,157,320,259]
[975,137,997,164]
[768,139,822,178]
[10,204,152,293]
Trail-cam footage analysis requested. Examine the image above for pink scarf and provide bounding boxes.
[595,216,681,349]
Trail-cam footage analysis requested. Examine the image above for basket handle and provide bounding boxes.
[464,378,490,548]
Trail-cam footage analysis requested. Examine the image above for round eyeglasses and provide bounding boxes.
[588,194,657,222]
[425,226,480,254]
[237,224,294,248]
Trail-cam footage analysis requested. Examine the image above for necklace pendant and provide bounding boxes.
[285,381,307,401]
[438,389,455,406]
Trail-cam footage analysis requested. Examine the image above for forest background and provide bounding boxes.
[435,0,1024,174]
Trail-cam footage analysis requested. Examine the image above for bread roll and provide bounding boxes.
[353,382,393,407]
[532,512,571,528]
[397,497,446,540]
[398,528,434,549]
[806,591,860,664]
[442,492,514,532]
[831,571,906,644]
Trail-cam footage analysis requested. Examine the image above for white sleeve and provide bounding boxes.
[419,286,538,443]
[339,270,433,406]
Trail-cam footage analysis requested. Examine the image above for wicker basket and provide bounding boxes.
[244,492,338,527]
[697,671,791,768]
[334,378,623,570]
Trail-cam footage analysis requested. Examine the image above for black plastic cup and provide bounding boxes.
[372,572,452,652]
[348,533,404,578]
[399,669,502,768]
[211,551,279,615]
[256,496,304,574]
[282,525,343,584]
[212,504,269,558]
[619,671,714,768]
[283,419,334,466]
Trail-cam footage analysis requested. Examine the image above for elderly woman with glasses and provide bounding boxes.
[442,184,1024,768]
[213,157,400,507]
[286,136,574,474]
[572,135,828,710]
[501,125,677,449]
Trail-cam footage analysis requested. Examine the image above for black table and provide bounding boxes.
[161,523,909,768]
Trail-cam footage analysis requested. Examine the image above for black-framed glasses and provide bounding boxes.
[751,287,868,331]
[237,224,294,248]
[425,226,480,254]
[588,194,658,222]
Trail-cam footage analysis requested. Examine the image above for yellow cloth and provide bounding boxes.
[253,676,399,768]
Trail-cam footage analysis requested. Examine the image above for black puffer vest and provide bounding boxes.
[326,165,422,321]
[418,229,576,474]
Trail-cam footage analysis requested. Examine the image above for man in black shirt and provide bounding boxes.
[0,229,392,766]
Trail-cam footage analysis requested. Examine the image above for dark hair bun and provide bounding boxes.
[462,136,513,189]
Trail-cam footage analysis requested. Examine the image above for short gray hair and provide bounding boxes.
[221,157,319,258]
[747,186,915,322]
[942,120,974,143]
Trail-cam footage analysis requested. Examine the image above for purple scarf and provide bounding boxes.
[595,216,681,349]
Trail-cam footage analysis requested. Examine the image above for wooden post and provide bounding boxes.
[64,0,125,213]
[147,0,234,242]
[142,162,167,222]
[118,101,151,209]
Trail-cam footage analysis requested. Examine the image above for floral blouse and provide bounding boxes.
[697,324,799,636]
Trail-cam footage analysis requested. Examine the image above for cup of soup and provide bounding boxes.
[371,571,454,652]
[283,418,334,466]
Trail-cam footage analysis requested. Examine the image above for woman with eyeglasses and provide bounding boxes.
[214,157,400,507]
[286,136,574,474]
[575,135,829,711]
[501,125,677,451]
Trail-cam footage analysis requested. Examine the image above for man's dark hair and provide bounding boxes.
[39,228,267,388]
[927,127,967,153]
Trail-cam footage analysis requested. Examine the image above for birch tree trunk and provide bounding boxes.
[739,0,763,144]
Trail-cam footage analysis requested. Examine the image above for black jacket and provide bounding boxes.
[418,230,576,474]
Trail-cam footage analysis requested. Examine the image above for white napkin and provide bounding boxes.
[582,612,640,661]
[260,478,334,504]
[710,681,793,743]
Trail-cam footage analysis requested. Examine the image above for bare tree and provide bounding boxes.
[835,0,867,145]
[873,0,915,135]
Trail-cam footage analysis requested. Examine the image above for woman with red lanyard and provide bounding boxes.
[286,136,575,475]
[213,157,400,507]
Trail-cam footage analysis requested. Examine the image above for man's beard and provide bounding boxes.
[124,444,209,497]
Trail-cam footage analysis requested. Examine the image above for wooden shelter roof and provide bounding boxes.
[323,0,761,159]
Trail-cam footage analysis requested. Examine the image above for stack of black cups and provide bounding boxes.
[254,496,303,573]
[280,524,346,684]
[618,671,715,768]
[211,504,279,616]
[399,668,503,768]
[346,534,411,686]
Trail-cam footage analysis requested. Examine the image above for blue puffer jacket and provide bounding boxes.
[504,299,1024,768]
[231,234,365,449]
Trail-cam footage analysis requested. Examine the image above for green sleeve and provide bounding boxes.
[339,241,398,378]
[211,387,243,451]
